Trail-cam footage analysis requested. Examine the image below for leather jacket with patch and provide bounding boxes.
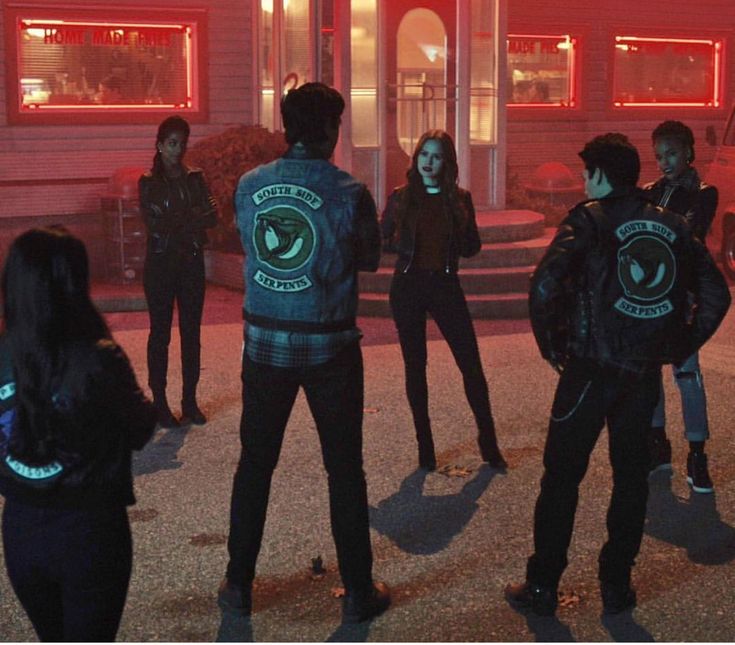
[529,187,730,372]
[643,167,717,242]
[138,166,217,255]
[380,186,482,274]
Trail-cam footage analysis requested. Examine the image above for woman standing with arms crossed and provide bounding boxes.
[0,227,157,641]
[139,116,218,428]
[381,130,506,472]
[645,120,718,492]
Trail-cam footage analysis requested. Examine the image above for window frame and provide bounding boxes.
[506,32,578,110]
[610,33,724,110]
[4,3,209,125]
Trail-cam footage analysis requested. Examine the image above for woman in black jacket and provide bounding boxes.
[644,120,719,493]
[381,130,506,471]
[0,227,157,641]
[139,116,217,428]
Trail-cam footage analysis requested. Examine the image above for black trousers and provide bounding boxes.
[526,358,659,589]
[389,271,496,437]
[225,339,374,593]
[143,249,205,402]
[2,500,132,642]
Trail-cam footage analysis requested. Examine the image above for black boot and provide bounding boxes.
[181,398,207,426]
[416,423,436,471]
[153,394,179,429]
[478,427,507,470]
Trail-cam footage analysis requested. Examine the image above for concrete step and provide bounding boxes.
[380,228,554,270]
[475,209,546,243]
[359,265,535,295]
[358,291,529,319]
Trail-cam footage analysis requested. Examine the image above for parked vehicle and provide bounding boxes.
[705,107,735,280]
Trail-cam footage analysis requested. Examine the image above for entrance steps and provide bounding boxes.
[358,209,553,319]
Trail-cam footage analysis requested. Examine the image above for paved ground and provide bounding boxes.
[1,285,735,642]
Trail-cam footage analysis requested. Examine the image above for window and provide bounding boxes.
[507,34,576,107]
[613,36,723,107]
[6,5,206,124]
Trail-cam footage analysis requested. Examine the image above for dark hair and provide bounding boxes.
[99,74,123,93]
[151,115,190,176]
[280,82,344,147]
[578,132,640,189]
[652,120,696,163]
[1,227,110,462]
[394,130,468,234]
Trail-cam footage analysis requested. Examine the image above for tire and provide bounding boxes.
[722,219,735,281]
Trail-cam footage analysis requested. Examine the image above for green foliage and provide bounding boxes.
[187,125,288,252]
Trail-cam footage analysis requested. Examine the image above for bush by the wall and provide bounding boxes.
[188,125,287,252]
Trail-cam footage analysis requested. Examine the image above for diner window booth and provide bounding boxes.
[5,4,207,124]
[253,0,507,209]
[613,36,723,107]
[507,34,576,107]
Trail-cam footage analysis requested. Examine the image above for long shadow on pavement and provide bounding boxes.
[326,620,372,642]
[601,611,654,642]
[133,424,193,476]
[216,613,254,642]
[369,465,497,555]
[645,471,735,564]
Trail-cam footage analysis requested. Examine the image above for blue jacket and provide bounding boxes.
[235,146,381,332]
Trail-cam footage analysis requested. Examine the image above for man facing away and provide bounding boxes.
[505,133,730,616]
[219,82,390,623]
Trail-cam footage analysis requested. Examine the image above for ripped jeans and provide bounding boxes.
[650,351,708,442]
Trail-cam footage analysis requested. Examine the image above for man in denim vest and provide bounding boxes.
[218,83,390,624]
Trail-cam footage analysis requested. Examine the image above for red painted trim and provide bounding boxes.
[0,177,108,188]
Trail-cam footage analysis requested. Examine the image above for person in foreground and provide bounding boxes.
[644,120,719,492]
[0,227,157,641]
[381,129,506,472]
[504,133,730,617]
[219,82,390,624]
[139,115,218,429]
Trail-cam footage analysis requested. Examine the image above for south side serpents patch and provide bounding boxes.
[614,220,677,319]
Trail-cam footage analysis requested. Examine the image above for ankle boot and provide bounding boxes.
[478,428,507,470]
[153,395,179,429]
[181,399,207,426]
[415,424,436,471]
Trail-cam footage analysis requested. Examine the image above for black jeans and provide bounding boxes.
[389,271,496,438]
[2,500,132,642]
[143,249,206,402]
[526,358,659,589]
[226,339,374,593]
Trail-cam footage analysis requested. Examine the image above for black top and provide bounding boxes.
[0,336,157,508]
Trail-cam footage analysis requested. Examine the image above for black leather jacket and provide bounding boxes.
[380,186,482,274]
[0,336,157,508]
[138,165,218,255]
[529,187,730,372]
[644,167,717,242]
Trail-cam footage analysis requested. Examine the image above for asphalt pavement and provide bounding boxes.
[1,286,735,642]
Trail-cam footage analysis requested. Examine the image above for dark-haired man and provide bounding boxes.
[505,133,730,616]
[219,83,390,623]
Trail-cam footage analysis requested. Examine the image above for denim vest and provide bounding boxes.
[235,152,365,331]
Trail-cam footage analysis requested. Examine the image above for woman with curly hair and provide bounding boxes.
[644,119,719,492]
[381,130,506,472]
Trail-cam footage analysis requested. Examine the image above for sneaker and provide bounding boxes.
[478,434,508,471]
[687,451,714,493]
[342,581,391,623]
[217,579,252,616]
[504,581,557,616]
[648,431,672,474]
[181,400,207,426]
[601,582,636,614]
[154,401,180,429]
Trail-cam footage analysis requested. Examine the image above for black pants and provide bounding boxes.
[389,271,496,438]
[526,358,659,589]
[143,249,205,402]
[225,339,374,593]
[2,500,132,642]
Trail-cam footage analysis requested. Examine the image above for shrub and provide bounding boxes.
[187,125,288,252]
